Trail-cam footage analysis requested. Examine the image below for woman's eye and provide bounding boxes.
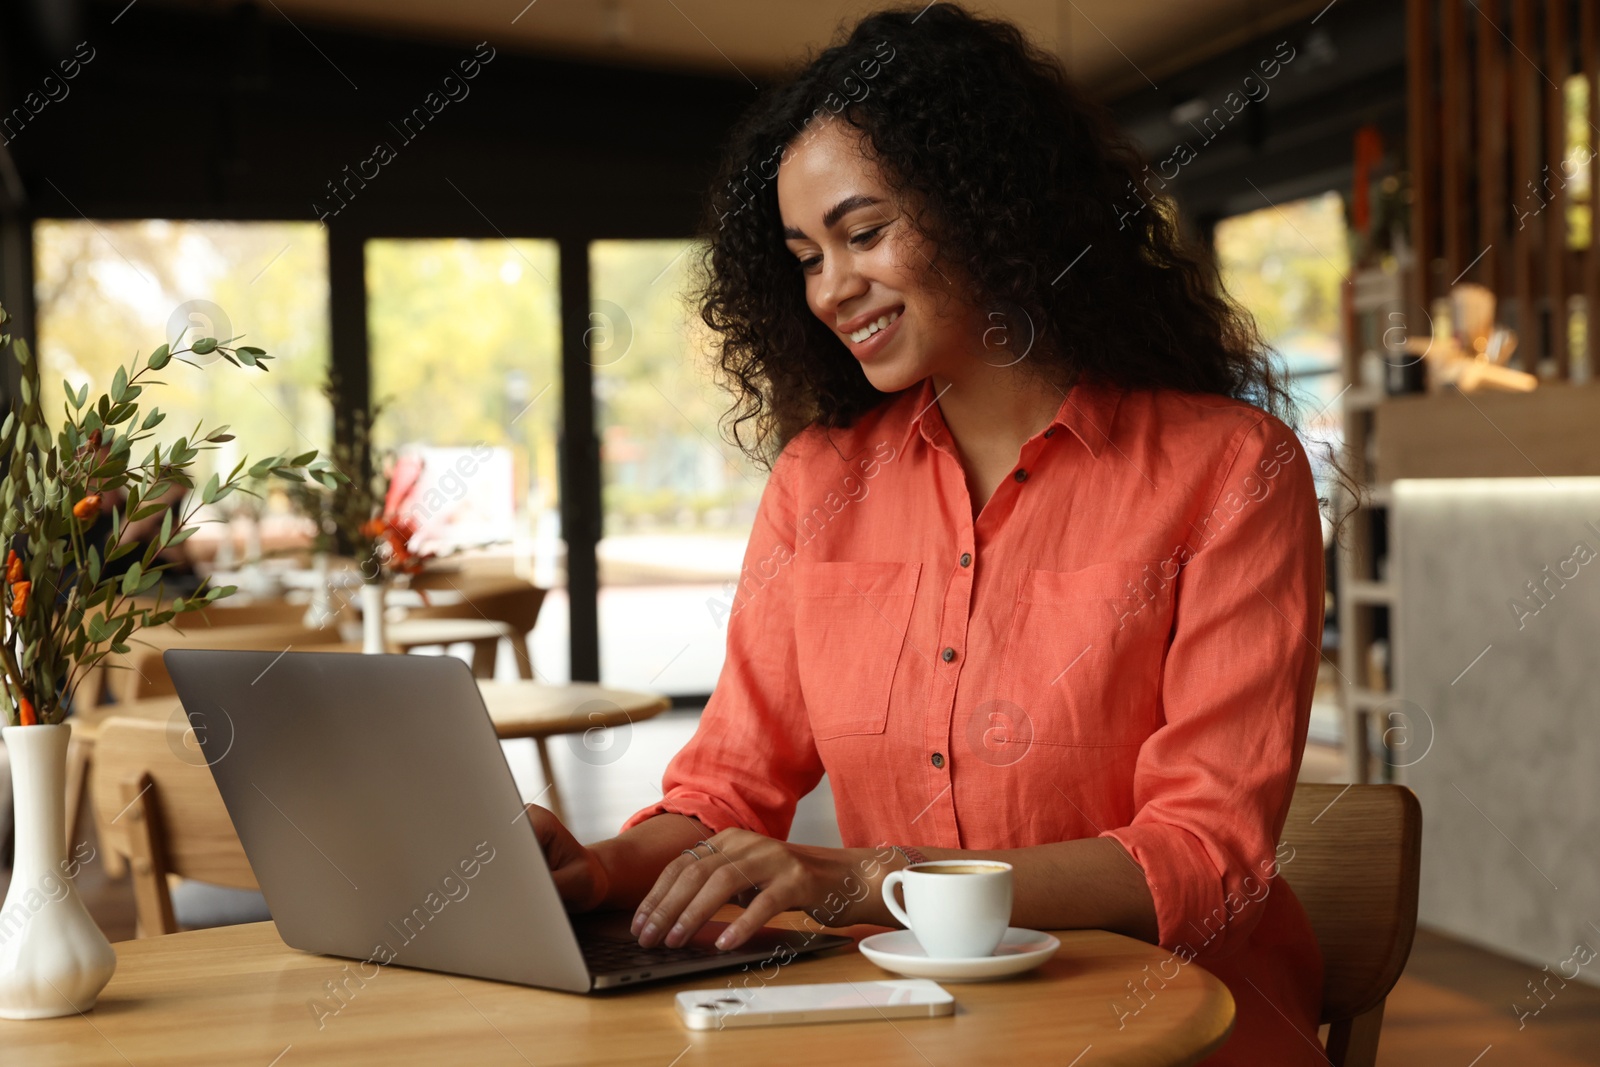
[799,256,822,271]
[850,226,884,246]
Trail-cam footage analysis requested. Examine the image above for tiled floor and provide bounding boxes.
[8,690,1599,1064]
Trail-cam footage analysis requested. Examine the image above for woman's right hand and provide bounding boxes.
[525,803,610,912]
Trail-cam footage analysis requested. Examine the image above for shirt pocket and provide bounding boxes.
[995,560,1173,748]
[793,560,922,740]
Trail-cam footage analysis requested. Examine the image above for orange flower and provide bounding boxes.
[4,549,20,584]
[9,580,29,617]
[72,494,101,521]
[17,696,36,727]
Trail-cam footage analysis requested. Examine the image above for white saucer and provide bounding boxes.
[858,927,1060,982]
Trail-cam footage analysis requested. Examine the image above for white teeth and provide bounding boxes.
[849,309,900,343]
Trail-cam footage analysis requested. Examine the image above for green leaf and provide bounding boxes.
[148,344,171,370]
[236,345,266,357]
[235,348,257,367]
[111,363,128,403]
[191,338,218,355]
[121,560,144,596]
[140,409,165,432]
[87,544,102,584]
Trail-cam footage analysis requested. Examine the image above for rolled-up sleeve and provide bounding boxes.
[620,433,825,840]
[1101,413,1324,961]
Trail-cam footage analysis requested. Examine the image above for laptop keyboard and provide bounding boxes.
[579,934,733,974]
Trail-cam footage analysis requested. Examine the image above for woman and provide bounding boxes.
[531,4,1329,1061]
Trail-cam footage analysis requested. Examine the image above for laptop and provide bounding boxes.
[163,648,853,992]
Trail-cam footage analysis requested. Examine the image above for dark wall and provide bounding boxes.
[0,0,1410,311]
[0,0,759,235]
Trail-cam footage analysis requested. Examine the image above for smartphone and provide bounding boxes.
[675,978,954,1030]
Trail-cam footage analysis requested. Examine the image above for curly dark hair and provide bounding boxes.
[693,1,1314,476]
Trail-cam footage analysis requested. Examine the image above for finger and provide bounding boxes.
[636,854,730,947]
[631,851,700,937]
[547,862,589,909]
[633,857,716,947]
[663,863,760,949]
[525,803,560,850]
[714,884,797,951]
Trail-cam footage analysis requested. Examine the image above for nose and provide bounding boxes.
[815,253,869,325]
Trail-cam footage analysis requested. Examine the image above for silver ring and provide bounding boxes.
[681,848,704,861]
[695,839,720,856]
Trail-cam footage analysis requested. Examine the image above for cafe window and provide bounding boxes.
[1214,190,1349,509]
[33,219,331,555]
[590,239,768,694]
[365,237,568,679]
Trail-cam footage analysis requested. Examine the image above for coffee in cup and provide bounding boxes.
[881,860,1013,958]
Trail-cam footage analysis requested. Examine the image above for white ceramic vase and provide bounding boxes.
[360,579,388,655]
[0,723,117,1019]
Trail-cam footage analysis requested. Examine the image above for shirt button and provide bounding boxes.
[931,752,945,769]
[1044,427,1056,438]
[941,647,956,662]
[1014,469,1028,482]
[959,552,972,567]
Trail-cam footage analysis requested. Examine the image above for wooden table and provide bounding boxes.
[0,910,1235,1065]
[71,681,670,824]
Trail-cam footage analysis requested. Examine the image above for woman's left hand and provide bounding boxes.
[630,828,867,950]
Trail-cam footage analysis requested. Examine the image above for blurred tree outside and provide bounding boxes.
[366,238,562,555]
[590,240,765,546]
[33,219,331,551]
[1215,191,1349,513]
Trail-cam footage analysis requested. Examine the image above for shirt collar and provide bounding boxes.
[894,375,1123,458]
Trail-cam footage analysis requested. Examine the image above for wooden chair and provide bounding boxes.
[179,598,312,629]
[1279,783,1422,1067]
[89,717,259,938]
[103,623,348,704]
[402,575,547,680]
[401,575,553,798]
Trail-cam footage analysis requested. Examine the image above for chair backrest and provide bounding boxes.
[403,576,547,634]
[109,623,348,702]
[182,598,311,628]
[90,717,257,936]
[1279,783,1422,1023]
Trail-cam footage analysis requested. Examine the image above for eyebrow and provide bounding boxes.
[781,194,883,241]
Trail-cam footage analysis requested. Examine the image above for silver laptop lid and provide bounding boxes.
[163,648,592,993]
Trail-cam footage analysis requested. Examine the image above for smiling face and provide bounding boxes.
[778,117,987,394]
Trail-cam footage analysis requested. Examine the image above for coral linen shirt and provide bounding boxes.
[623,374,1327,1064]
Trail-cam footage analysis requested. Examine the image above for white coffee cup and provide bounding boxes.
[881,860,1013,959]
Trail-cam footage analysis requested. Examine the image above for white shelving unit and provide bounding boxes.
[1337,259,1408,783]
